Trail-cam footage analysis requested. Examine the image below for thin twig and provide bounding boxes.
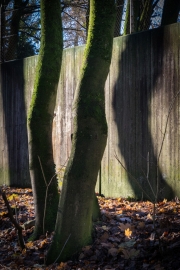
[153,202,156,229]
[53,234,71,265]
[38,156,69,234]
[114,152,152,201]
[156,90,180,199]
[43,173,57,234]
[38,156,47,186]
[146,152,156,199]
[158,90,180,162]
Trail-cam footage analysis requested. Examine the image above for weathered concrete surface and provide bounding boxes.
[0,23,180,199]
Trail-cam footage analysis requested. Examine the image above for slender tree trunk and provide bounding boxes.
[27,0,63,240]
[161,0,180,26]
[5,0,27,61]
[123,0,130,35]
[138,0,153,32]
[46,0,116,264]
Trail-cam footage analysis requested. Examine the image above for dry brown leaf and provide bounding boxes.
[108,247,119,257]
[82,245,91,252]
[119,223,131,232]
[147,213,153,220]
[100,231,109,242]
[121,248,140,259]
[101,242,112,248]
[25,241,34,249]
[38,239,47,249]
[138,221,145,229]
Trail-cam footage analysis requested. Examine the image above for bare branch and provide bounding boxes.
[114,152,152,201]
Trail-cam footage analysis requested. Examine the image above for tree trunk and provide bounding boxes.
[27,0,63,240]
[5,0,25,61]
[46,0,116,264]
[161,0,180,26]
[138,0,153,32]
[123,0,130,35]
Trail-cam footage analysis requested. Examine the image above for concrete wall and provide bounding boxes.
[0,23,180,199]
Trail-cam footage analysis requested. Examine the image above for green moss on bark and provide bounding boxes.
[46,0,116,264]
[27,0,63,240]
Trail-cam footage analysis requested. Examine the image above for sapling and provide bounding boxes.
[38,156,68,235]
[0,187,25,249]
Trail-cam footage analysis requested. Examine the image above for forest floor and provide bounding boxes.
[0,187,180,269]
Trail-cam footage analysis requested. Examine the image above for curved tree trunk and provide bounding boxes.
[27,0,63,240]
[46,0,116,264]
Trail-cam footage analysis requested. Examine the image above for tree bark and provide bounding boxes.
[4,0,27,61]
[27,0,63,240]
[123,0,130,35]
[161,0,180,26]
[46,0,116,264]
[138,0,153,32]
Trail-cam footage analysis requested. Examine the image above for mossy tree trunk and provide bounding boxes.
[46,0,116,264]
[27,0,63,240]
[123,0,130,35]
[161,0,180,26]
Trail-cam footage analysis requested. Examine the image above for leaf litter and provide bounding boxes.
[1,188,180,269]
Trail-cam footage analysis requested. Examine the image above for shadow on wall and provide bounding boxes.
[112,27,175,200]
[1,60,30,187]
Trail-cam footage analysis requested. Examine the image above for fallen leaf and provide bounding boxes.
[147,213,153,220]
[121,248,140,259]
[125,228,132,238]
[82,245,92,252]
[100,231,109,242]
[38,239,47,249]
[119,223,131,232]
[25,241,34,249]
[149,232,156,241]
[7,194,18,201]
[108,247,119,257]
[137,221,145,229]
[119,240,136,248]
[101,225,110,231]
